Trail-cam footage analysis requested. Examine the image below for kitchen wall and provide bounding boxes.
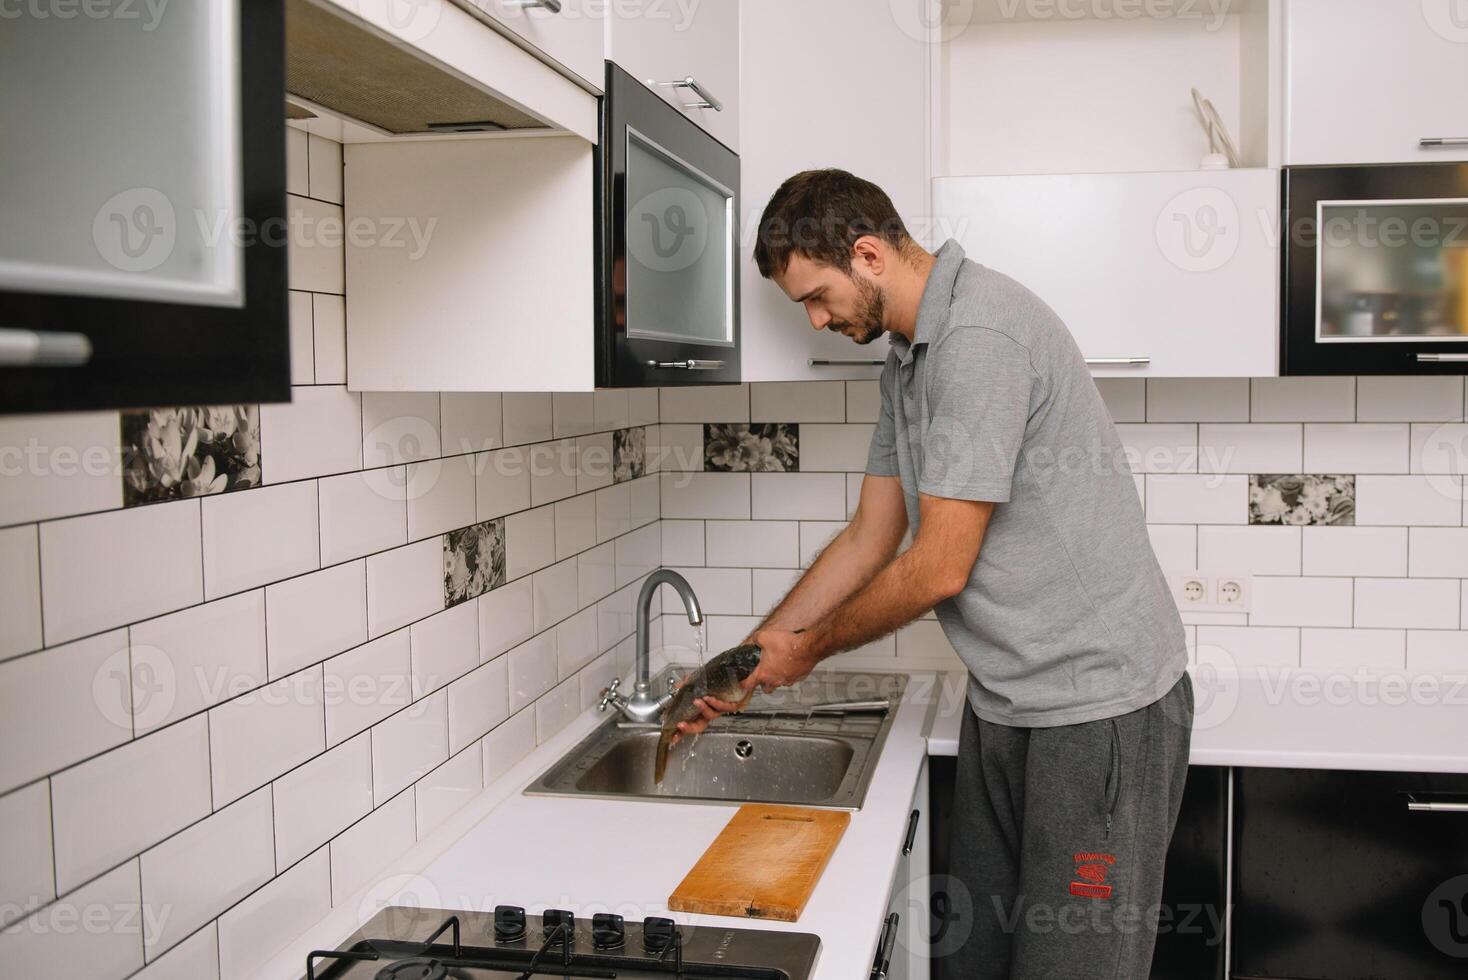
[650,376,1468,675]
[0,132,661,980]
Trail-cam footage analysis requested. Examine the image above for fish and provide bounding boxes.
[654,644,762,785]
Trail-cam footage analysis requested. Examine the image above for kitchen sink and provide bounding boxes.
[523,667,907,810]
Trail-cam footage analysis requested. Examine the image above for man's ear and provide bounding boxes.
[851,235,886,277]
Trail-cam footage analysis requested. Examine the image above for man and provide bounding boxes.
[672,169,1193,978]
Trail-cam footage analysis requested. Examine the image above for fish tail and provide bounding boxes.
[654,733,671,785]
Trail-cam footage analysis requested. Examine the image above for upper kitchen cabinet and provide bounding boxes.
[739,0,929,382]
[605,0,740,151]
[0,0,289,414]
[931,0,1283,377]
[1285,0,1468,166]
[458,0,607,91]
[285,0,599,391]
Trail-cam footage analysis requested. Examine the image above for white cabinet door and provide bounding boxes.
[1286,0,1468,165]
[459,0,606,92]
[933,169,1280,378]
[739,0,928,382]
[606,0,739,151]
[879,760,930,980]
[344,136,594,391]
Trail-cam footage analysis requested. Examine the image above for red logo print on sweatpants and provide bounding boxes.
[1069,852,1117,899]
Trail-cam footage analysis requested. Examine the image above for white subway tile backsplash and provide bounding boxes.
[798,521,846,567]
[593,390,631,433]
[259,385,362,483]
[1094,378,1145,422]
[51,715,212,894]
[365,539,443,637]
[1303,423,1409,473]
[1196,525,1301,575]
[129,592,268,734]
[0,780,54,927]
[416,743,482,837]
[576,432,615,493]
[288,196,345,293]
[614,523,660,588]
[846,380,882,423]
[215,846,330,980]
[752,568,802,615]
[533,558,580,633]
[659,384,748,423]
[209,668,325,806]
[661,520,705,566]
[0,860,143,980]
[440,393,503,457]
[312,294,348,384]
[1249,377,1355,422]
[665,567,752,616]
[1194,625,1300,669]
[556,606,599,678]
[506,504,557,581]
[502,393,553,446]
[318,468,408,566]
[0,412,122,526]
[508,632,558,713]
[1354,474,1462,526]
[1116,424,1197,473]
[1301,628,1406,669]
[1301,527,1408,577]
[448,656,509,753]
[362,392,441,467]
[553,392,594,438]
[751,473,846,520]
[1355,578,1460,629]
[1410,422,1468,476]
[800,424,876,472]
[751,381,845,422]
[43,499,203,643]
[535,677,581,743]
[323,631,412,746]
[410,601,480,699]
[555,492,597,561]
[577,541,616,609]
[595,483,632,543]
[0,525,42,659]
[286,127,308,195]
[307,132,344,204]
[1250,577,1353,628]
[271,732,373,869]
[140,786,275,958]
[1408,527,1468,577]
[706,519,801,568]
[1198,424,1302,474]
[330,787,415,905]
[650,423,701,473]
[476,447,532,521]
[1406,630,1468,670]
[1146,524,1197,570]
[266,560,367,679]
[406,455,476,542]
[1144,475,1247,525]
[483,708,537,785]
[1356,376,1463,422]
[289,292,314,385]
[479,577,534,662]
[629,475,659,528]
[628,388,659,427]
[529,439,579,507]
[1146,379,1249,422]
[133,920,218,980]
[0,630,130,794]
[202,483,318,601]
[372,690,448,803]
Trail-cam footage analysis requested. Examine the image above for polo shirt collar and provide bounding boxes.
[890,238,965,365]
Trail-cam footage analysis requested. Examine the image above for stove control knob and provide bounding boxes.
[592,913,625,950]
[643,916,677,953]
[494,905,526,942]
[542,908,575,943]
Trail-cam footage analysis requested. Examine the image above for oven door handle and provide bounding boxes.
[1416,353,1468,363]
[645,359,725,370]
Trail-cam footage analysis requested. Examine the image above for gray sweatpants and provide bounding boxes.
[940,673,1193,979]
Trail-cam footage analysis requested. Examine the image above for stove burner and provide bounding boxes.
[375,959,447,980]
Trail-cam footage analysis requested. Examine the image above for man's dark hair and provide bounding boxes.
[752,169,915,279]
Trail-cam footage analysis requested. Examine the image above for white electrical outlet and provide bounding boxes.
[1216,576,1249,609]
[1169,571,1252,613]
[1171,573,1211,606]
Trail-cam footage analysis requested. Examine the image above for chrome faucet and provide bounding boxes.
[598,569,703,723]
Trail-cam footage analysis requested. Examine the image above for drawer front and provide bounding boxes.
[462,0,605,90]
[1234,767,1468,979]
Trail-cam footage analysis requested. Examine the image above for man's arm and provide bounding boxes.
[755,473,908,632]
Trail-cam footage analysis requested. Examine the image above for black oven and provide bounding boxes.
[1282,163,1468,374]
[595,61,740,388]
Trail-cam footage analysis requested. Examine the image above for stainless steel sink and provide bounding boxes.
[524,667,907,809]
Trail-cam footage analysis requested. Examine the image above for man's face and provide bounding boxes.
[774,253,887,345]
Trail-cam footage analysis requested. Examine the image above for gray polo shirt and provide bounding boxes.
[867,239,1186,727]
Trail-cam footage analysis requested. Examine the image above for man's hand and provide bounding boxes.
[668,629,819,745]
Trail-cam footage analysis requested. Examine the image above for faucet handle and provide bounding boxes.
[667,674,679,695]
[598,677,626,713]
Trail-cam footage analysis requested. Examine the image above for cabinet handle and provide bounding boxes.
[1407,795,1468,813]
[1416,353,1468,363]
[870,912,899,980]
[1419,137,1468,148]
[644,359,725,370]
[902,808,920,855]
[505,0,562,11]
[808,357,885,367]
[1084,356,1151,366]
[650,76,723,112]
[0,328,92,367]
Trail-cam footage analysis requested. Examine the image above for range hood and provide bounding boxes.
[284,0,596,142]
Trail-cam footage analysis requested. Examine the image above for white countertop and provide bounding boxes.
[251,663,939,980]
[926,664,1468,774]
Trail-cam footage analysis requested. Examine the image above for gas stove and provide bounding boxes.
[300,905,820,980]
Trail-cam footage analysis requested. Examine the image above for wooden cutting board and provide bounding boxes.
[668,804,850,922]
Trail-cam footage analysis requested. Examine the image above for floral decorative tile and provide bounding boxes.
[443,518,506,606]
[1249,474,1355,526]
[612,426,646,484]
[704,423,799,473]
[121,406,261,507]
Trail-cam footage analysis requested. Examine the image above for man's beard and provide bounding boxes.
[831,276,886,345]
